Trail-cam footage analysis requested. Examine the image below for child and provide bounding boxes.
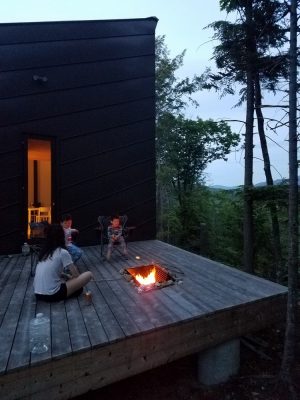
[60,214,83,263]
[33,223,93,302]
[106,215,128,260]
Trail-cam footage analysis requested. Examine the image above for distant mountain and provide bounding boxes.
[209,177,300,190]
[209,185,239,190]
[254,177,300,187]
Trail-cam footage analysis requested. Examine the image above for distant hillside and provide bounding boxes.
[209,185,239,190]
[255,177,300,187]
[209,177,300,190]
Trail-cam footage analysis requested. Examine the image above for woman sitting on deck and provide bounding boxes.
[33,224,93,302]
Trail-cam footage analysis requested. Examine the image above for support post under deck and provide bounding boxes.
[197,339,240,385]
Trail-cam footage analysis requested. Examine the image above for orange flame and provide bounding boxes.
[135,267,156,286]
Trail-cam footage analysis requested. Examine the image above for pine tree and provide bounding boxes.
[205,0,290,273]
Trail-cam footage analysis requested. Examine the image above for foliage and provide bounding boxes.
[192,187,291,281]
[204,0,289,97]
[155,36,240,243]
[154,27,293,283]
[156,179,294,284]
[203,188,244,266]
[202,0,295,275]
[155,35,204,119]
[157,113,240,195]
[253,197,289,281]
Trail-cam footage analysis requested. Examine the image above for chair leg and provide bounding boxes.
[100,234,103,257]
[100,233,107,261]
[30,249,36,277]
[113,238,128,259]
[30,249,34,277]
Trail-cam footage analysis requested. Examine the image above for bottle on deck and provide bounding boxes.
[29,313,50,354]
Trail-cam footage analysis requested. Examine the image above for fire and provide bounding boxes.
[134,267,156,286]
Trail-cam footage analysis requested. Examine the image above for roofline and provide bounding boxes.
[0,17,159,27]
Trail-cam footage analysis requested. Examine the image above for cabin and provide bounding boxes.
[0,17,158,255]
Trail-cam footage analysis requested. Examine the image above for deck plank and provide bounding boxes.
[0,256,16,289]
[88,246,188,326]
[150,240,285,296]
[0,255,26,327]
[6,272,34,372]
[0,255,32,374]
[78,256,111,347]
[88,247,195,331]
[87,252,156,332]
[0,240,287,400]
[84,247,145,336]
[82,250,126,341]
[50,301,72,360]
[140,241,286,299]
[65,297,91,353]
[116,244,201,319]
[129,242,237,309]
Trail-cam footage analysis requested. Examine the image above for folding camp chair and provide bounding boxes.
[97,215,128,260]
[28,221,48,276]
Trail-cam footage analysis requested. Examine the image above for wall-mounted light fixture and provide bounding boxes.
[33,75,48,83]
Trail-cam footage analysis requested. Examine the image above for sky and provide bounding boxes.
[1,0,290,186]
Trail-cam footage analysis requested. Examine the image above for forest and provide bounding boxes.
[155,0,299,397]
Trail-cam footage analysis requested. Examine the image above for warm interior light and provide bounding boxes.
[134,267,156,286]
[135,256,141,260]
[27,139,52,238]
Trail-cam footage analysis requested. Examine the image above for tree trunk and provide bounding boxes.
[254,75,283,281]
[280,0,298,388]
[243,0,255,274]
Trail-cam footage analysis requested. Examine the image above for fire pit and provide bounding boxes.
[121,264,175,292]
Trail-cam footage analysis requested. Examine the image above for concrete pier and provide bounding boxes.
[198,339,240,385]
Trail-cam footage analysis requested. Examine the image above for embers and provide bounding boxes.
[121,264,175,292]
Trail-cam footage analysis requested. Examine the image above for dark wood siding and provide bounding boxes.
[0,18,157,254]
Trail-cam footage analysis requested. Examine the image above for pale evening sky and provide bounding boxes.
[1,0,290,186]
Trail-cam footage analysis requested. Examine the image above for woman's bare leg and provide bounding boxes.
[66,271,93,297]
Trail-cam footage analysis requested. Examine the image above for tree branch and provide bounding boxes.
[256,104,289,109]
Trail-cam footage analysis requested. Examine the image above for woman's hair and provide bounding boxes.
[39,223,66,261]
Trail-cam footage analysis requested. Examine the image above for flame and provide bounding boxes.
[134,267,156,286]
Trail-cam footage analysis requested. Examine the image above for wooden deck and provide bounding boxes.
[0,240,287,400]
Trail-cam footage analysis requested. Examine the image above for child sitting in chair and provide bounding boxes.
[106,215,128,261]
[60,214,83,264]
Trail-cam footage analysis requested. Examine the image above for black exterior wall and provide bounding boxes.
[0,17,158,255]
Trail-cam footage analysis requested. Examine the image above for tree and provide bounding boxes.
[209,0,299,393]
[157,113,239,240]
[280,0,299,394]
[155,36,204,237]
[155,36,240,245]
[254,76,284,280]
[204,0,290,274]
[155,35,203,120]
[243,0,256,274]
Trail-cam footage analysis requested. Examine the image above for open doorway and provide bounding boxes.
[27,138,52,237]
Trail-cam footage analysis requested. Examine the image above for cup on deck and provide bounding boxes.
[84,290,92,305]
